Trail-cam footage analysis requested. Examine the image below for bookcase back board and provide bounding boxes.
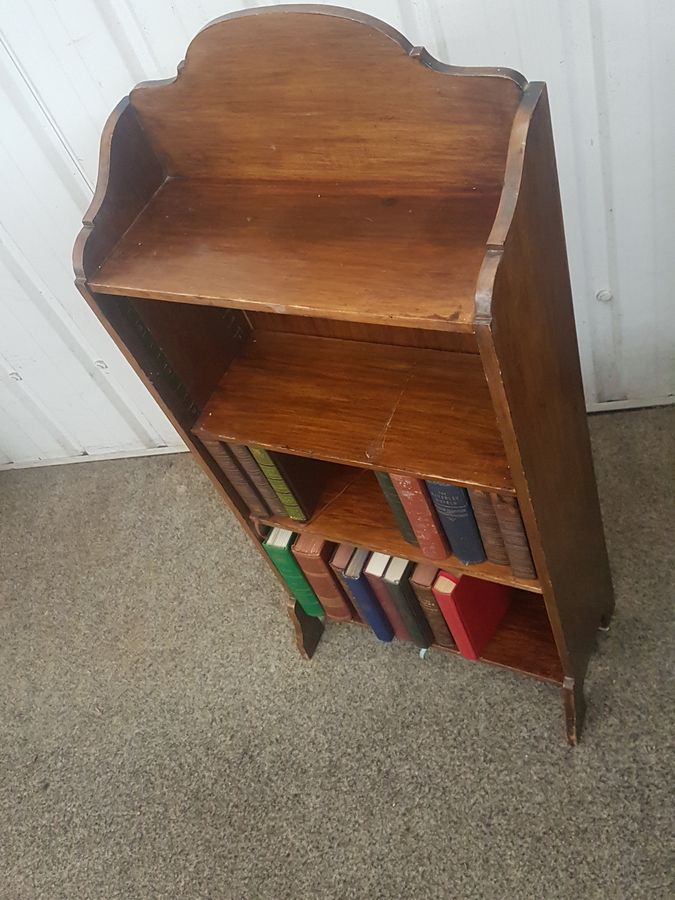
[74,6,613,745]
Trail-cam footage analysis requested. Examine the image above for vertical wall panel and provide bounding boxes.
[0,0,672,469]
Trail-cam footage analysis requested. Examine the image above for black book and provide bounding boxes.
[374,471,418,545]
[425,481,486,565]
[383,557,433,649]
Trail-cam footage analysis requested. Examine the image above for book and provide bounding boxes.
[228,442,285,516]
[329,543,361,619]
[262,527,324,618]
[389,474,449,560]
[201,438,269,517]
[248,447,326,522]
[468,489,510,566]
[291,534,352,621]
[374,471,418,545]
[490,494,537,579]
[432,572,511,660]
[364,552,411,640]
[409,562,455,649]
[383,557,433,648]
[343,548,394,642]
[426,481,486,565]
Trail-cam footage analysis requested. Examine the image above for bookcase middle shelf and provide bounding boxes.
[193,330,512,493]
[252,465,542,594]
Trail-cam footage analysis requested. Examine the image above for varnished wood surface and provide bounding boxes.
[476,86,614,698]
[130,8,523,189]
[248,313,480,354]
[254,466,540,593]
[343,589,560,683]
[73,99,162,285]
[193,331,512,491]
[90,180,499,332]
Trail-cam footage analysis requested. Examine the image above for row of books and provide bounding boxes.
[263,528,512,660]
[203,437,536,580]
[376,472,536,578]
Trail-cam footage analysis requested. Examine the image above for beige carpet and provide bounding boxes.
[1,406,673,899]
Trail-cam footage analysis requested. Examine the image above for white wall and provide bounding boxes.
[1,0,673,468]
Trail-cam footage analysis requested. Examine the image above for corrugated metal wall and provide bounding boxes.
[1,0,673,468]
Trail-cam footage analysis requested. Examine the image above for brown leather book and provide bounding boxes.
[410,562,455,648]
[292,534,352,620]
[228,442,285,516]
[389,474,449,560]
[201,439,269,517]
[329,543,360,620]
[490,494,537,579]
[468,489,510,566]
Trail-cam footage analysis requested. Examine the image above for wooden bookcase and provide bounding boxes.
[73,6,613,744]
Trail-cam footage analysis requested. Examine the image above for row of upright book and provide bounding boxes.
[263,528,513,660]
[202,437,537,580]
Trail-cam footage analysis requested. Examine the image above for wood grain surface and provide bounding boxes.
[90,180,499,332]
[193,331,512,491]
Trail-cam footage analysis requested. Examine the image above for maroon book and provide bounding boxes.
[389,474,449,560]
[364,552,410,640]
[291,534,352,621]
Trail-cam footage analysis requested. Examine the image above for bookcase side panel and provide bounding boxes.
[74,283,317,650]
[477,88,614,687]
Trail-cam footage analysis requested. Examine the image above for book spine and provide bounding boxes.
[364,571,411,640]
[468,489,510,566]
[343,574,394,642]
[410,580,455,649]
[249,447,306,521]
[292,552,352,621]
[375,471,418,545]
[491,494,537,579]
[384,578,432,649]
[264,543,324,618]
[426,482,485,565]
[201,439,269,517]
[229,443,286,516]
[432,582,478,660]
[389,475,449,560]
[331,567,362,622]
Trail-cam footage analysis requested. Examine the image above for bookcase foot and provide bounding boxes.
[599,609,613,631]
[288,599,324,660]
[562,676,586,746]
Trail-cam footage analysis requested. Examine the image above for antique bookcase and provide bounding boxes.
[73,5,613,744]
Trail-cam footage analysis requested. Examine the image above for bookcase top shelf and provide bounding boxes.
[77,7,535,333]
[89,180,500,333]
[193,331,513,492]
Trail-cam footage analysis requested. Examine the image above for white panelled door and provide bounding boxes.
[0,0,672,468]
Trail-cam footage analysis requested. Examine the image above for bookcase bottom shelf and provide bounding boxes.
[340,591,563,685]
[256,465,542,594]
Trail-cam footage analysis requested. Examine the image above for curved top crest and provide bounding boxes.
[128,4,527,189]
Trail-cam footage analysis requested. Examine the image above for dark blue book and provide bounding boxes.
[425,481,486,565]
[343,548,394,642]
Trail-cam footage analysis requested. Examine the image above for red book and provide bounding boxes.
[389,475,449,561]
[432,572,511,660]
[291,534,352,620]
[364,552,411,641]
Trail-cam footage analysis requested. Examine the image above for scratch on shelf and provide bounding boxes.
[365,365,415,461]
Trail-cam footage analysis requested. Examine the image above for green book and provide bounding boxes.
[249,447,306,521]
[263,528,324,618]
[375,471,418,545]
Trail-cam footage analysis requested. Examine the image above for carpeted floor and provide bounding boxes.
[1,406,673,899]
